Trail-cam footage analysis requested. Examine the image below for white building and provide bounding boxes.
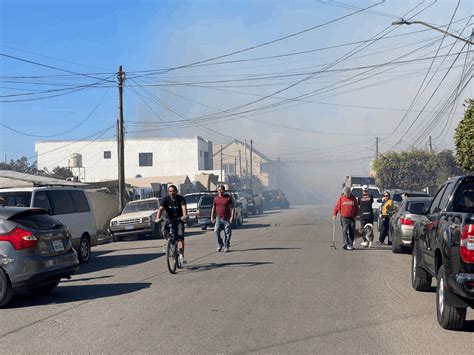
[35,136,213,182]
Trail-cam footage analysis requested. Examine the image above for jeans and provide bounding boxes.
[340,217,355,247]
[215,217,232,248]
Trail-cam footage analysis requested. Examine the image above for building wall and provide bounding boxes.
[35,136,212,182]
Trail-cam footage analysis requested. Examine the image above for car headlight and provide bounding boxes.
[110,220,118,226]
[142,216,150,223]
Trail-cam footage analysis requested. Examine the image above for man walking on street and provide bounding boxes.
[358,185,374,247]
[376,191,394,245]
[211,185,235,253]
[333,186,359,250]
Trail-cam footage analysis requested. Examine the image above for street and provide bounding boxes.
[1,206,473,353]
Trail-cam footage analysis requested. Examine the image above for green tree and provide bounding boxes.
[0,156,41,174]
[454,99,474,171]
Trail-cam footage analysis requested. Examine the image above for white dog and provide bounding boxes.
[356,223,374,248]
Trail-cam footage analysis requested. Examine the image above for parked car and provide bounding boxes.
[197,193,243,230]
[389,197,432,253]
[389,189,429,209]
[230,191,248,217]
[0,207,79,307]
[0,186,97,263]
[412,175,474,330]
[262,190,290,210]
[184,192,208,227]
[239,188,263,215]
[109,197,162,241]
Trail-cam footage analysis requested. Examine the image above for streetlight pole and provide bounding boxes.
[392,19,474,45]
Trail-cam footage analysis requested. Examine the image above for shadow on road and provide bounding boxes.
[240,223,272,230]
[187,261,273,272]
[239,247,301,251]
[77,252,161,275]
[7,282,151,308]
[456,320,474,332]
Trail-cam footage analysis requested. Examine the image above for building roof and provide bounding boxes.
[126,175,192,188]
[0,170,87,189]
[213,139,273,162]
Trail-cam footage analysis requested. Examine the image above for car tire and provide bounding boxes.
[411,242,432,291]
[391,234,403,254]
[78,236,91,264]
[0,269,13,308]
[151,223,161,239]
[201,225,207,231]
[27,279,60,295]
[437,265,466,330]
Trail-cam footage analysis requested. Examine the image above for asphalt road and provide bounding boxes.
[1,205,473,353]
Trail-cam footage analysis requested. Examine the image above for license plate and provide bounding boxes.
[125,225,134,230]
[52,240,64,252]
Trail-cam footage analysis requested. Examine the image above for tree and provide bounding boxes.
[0,156,73,180]
[454,99,474,171]
[372,150,464,191]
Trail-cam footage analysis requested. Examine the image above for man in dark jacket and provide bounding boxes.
[358,185,374,247]
[333,186,359,250]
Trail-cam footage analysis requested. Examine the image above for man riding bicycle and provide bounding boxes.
[157,185,188,265]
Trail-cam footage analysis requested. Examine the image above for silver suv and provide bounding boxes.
[0,207,79,307]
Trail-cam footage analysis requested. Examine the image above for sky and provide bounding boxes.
[0,0,472,201]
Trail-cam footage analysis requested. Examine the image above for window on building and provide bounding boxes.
[223,163,235,174]
[104,151,111,159]
[139,152,153,167]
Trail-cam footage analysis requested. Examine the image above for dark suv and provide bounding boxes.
[412,176,474,329]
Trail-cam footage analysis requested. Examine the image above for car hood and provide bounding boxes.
[111,210,156,221]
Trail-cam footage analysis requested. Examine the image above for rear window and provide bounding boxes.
[10,212,64,230]
[407,201,430,214]
[453,182,474,213]
[1,192,32,207]
[199,196,214,207]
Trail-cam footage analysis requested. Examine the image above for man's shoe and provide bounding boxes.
[179,254,186,266]
[387,241,392,245]
[346,245,354,250]
[342,245,348,250]
[162,244,167,253]
[374,240,382,245]
[224,247,229,253]
[217,245,223,252]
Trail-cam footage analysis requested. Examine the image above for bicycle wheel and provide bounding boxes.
[166,239,177,274]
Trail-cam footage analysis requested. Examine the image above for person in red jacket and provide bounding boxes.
[333,186,359,250]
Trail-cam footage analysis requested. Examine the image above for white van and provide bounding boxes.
[0,186,97,263]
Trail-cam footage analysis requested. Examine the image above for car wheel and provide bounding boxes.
[411,242,432,291]
[0,269,13,307]
[391,233,403,253]
[201,225,207,231]
[151,223,161,239]
[27,279,60,295]
[437,265,466,330]
[78,236,91,264]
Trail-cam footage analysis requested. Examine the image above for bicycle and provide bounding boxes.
[165,220,183,274]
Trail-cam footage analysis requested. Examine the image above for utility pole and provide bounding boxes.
[117,65,126,212]
[375,137,379,159]
[244,139,248,180]
[234,156,237,176]
[239,149,242,178]
[429,136,433,153]
[277,156,281,190]
[250,139,253,189]
[220,145,223,183]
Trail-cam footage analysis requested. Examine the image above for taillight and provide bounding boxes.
[460,224,474,263]
[400,217,415,226]
[0,227,37,250]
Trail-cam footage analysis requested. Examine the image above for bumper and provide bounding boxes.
[198,218,213,227]
[7,250,79,290]
[109,221,156,237]
[186,215,199,226]
[446,273,474,308]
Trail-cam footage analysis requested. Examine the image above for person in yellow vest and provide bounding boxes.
[376,191,394,245]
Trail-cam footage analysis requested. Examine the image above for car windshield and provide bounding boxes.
[185,194,202,204]
[199,195,214,207]
[369,189,382,198]
[122,201,158,214]
[1,192,32,207]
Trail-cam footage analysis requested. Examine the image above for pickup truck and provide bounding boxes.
[411,175,474,330]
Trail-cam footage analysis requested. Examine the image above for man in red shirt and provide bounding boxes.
[333,186,359,250]
[211,185,235,253]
